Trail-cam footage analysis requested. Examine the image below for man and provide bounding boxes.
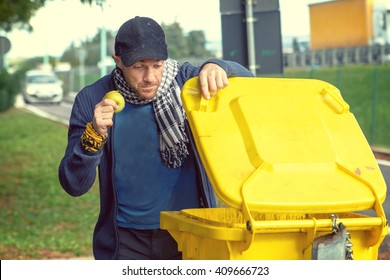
[58,16,253,260]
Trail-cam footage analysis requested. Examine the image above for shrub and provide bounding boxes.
[0,70,23,112]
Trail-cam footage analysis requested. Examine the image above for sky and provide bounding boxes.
[0,0,352,60]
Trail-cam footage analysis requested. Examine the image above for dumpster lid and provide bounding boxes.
[182,77,386,213]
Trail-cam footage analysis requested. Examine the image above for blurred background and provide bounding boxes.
[1,0,389,85]
[1,0,389,93]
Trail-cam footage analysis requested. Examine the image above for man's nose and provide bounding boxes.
[143,68,155,82]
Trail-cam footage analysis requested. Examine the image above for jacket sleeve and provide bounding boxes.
[58,90,104,197]
[176,58,254,85]
[200,58,255,78]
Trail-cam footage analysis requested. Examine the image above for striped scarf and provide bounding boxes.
[113,58,189,168]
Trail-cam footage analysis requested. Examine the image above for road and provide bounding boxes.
[34,102,73,122]
[22,99,73,126]
[379,163,390,217]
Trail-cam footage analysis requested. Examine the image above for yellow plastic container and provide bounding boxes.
[160,77,388,260]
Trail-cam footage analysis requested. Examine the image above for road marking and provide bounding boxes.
[24,104,69,126]
[378,159,390,167]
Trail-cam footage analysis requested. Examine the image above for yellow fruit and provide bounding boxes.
[104,90,125,113]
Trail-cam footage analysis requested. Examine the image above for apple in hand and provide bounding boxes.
[104,90,125,113]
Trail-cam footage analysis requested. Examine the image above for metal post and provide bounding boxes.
[43,35,49,68]
[78,47,86,90]
[371,67,378,145]
[0,35,11,70]
[245,0,257,76]
[100,4,107,77]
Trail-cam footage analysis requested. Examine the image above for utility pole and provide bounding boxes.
[220,0,283,75]
[78,46,86,90]
[245,0,257,76]
[100,2,107,77]
[0,36,11,70]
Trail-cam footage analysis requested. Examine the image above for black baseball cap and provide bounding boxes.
[114,16,168,67]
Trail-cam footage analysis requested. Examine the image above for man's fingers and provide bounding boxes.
[198,64,229,99]
[220,74,229,88]
[101,98,118,111]
[207,76,218,96]
[93,100,117,135]
[199,74,211,100]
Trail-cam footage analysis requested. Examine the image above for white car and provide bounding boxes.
[24,70,63,104]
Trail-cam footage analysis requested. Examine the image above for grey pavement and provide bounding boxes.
[378,161,390,218]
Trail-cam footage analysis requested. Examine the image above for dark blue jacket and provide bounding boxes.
[58,59,253,259]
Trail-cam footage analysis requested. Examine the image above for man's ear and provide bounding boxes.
[112,54,121,66]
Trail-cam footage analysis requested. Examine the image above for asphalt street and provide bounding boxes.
[379,163,390,218]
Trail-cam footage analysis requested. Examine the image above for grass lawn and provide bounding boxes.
[279,65,390,149]
[0,108,99,259]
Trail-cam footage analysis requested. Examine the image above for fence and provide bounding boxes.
[58,62,389,150]
[284,44,390,68]
[264,65,390,150]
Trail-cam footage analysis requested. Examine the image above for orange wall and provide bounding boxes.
[309,0,374,50]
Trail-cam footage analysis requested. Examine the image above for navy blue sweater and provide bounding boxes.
[58,59,253,259]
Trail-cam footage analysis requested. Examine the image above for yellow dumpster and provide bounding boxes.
[160,77,388,260]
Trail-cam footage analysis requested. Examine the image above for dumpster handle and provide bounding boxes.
[199,97,209,112]
[320,87,350,114]
[238,160,387,252]
[303,217,318,252]
[335,161,388,247]
[240,162,267,252]
[240,197,255,252]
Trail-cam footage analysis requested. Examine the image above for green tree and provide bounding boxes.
[187,30,211,57]
[162,22,211,59]
[60,43,80,67]
[60,29,115,67]
[162,22,189,59]
[0,0,45,31]
[0,0,104,31]
[0,0,105,112]
[60,21,212,66]
[0,69,23,112]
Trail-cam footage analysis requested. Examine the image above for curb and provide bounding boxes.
[372,146,390,155]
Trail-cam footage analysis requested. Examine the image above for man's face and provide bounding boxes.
[115,57,165,100]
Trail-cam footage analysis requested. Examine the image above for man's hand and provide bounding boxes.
[198,63,229,100]
[92,98,118,136]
